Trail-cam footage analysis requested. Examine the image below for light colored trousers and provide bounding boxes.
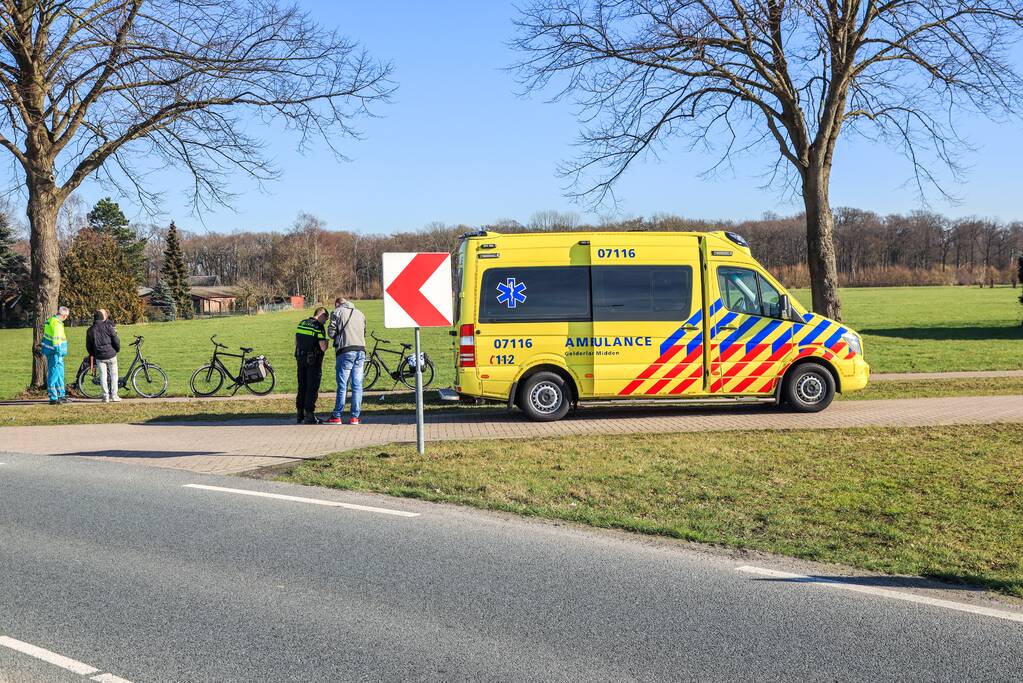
[97,357,119,399]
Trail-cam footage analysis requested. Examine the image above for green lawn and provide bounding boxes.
[0,286,1020,400]
[0,301,455,400]
[790,285,1023,373]
[283,424,1023,597]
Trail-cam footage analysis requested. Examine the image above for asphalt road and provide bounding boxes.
[1,453,1021,682]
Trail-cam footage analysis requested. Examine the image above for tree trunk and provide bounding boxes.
[802,166,843,321]
[27,179,62,389]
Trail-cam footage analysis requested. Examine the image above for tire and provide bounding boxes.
[131,363,168,398]
[363,358,381,390]
[244,363,276,396]
[398,355,435,390]
[190,364,225,396]
[75,366,104,399]
[783,362,836,412]
[518,371,572,422]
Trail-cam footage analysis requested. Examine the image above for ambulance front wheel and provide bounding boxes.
[519,372,571,422]
[783,363,835,412]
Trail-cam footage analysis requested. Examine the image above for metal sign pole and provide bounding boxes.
[414,326,425,455]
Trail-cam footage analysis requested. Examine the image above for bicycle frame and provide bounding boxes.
[83,338,147,387]
[116,340,146,388]
[368,336,411,381]
[203,344,251,395]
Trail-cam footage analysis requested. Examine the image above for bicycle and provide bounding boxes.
[75,335,169,399]
[363,331,435,390]
[189,335,276,396]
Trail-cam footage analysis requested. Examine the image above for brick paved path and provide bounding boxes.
[2,395,1021,475]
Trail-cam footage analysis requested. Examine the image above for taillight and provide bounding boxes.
[459,324,476,367]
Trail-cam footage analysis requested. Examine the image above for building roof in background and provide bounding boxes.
[187,275,220,287]
[190,286,241,300]
[138,286,153,297]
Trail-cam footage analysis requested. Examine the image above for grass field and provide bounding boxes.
[283,423,1023,597]
[0,301,455,401]
[0,285,1020,400]
[789,285,1023,374]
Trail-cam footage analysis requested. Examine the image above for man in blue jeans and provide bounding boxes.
[326,297,368,425]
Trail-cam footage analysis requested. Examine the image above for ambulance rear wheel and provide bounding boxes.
[783,363,835,412]
[519,372,571,422]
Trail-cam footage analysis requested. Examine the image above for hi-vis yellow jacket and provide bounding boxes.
[42,315,68,357]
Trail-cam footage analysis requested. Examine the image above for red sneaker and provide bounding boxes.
[325,417,344,425]
[349,417,361,425]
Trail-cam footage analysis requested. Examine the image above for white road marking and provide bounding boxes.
[182,484,420,517]
[736,565,1023,624]
[91,673,134,683]
[0,636,99,675]
[0,636,134,682]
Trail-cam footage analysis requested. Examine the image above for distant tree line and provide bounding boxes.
[5,203,1020,330]
[169,209,1023,298]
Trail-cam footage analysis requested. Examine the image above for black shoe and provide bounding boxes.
[59,396,72,404]
[49,399,59,405]
[296,415,304,424]
[302,414,322,425]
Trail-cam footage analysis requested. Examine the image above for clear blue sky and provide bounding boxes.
[75,1,1023,234]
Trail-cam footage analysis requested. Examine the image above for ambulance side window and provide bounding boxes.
[757,274,783,318]
[718,267,785,318]
[592,266,692,321]
[479,266,591,323]
[717,267,761,315]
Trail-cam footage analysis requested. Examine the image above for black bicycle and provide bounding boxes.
[76,335,169,399]
[189,335,276,396]
[363,331,435,390]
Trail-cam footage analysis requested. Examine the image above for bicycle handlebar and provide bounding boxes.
[371,331,391,344]
[210,334,227,349]
[130,335,144,346]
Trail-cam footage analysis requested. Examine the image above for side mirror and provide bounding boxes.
[779,294,792,321]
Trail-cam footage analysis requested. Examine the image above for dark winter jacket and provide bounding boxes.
[86,315,120,361]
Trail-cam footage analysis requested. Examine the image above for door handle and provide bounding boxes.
[682,325,700,331]
[718,325,738,331]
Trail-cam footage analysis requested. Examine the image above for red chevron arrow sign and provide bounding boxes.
[383,252,453,328]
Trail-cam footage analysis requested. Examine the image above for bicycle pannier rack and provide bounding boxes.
[241,355,269,383]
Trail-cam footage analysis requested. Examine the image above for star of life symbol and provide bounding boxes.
[496,277,527,309]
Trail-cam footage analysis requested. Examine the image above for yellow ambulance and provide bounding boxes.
[454,230,869,421]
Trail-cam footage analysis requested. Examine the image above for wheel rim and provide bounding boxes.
[245,367,276,395]
[795,373,825,404]
[529,381,562,414]
[364,362,380,389]
[134,366,167,397]
[191,366,223,395]
[77,371,103,399]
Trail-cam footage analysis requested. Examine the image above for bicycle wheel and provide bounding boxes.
[362,358,381,390]
[75,366,104,399]
[244,363,276,396]
[190,364,225,396]
[398,355,435,390]
[131,363,169,398]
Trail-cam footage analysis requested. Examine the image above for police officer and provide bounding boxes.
[40,306,71,405]
[294,307,329,424]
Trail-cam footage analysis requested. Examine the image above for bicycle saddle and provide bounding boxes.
[401,343,413,350]
[240,346,253,353]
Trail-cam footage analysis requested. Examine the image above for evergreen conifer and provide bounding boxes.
[161,222,191,317]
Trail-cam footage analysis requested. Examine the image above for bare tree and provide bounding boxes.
[0,1,392,387]
[513,0,1023,319]
[528,209,581,231]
